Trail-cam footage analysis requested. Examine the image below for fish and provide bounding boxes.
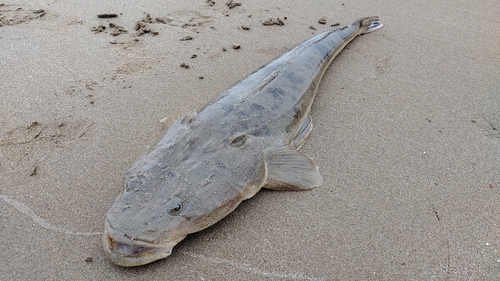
[103,16,383,267]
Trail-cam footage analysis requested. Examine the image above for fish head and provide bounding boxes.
[104,133,266,266]
[103,185,187,267]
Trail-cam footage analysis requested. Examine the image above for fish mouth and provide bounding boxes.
[111,239,162,257]
[103,230,180,267]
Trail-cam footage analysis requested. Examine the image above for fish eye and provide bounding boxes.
[165,197,183,216]
[171,204,182,212]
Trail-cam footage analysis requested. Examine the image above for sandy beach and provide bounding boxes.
[1,0,499,280]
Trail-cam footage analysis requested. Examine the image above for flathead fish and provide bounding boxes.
[104,16,383,266]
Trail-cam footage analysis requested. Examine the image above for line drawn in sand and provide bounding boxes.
[0,194,101,236]
[182,250,325,281]
[0,194,324,281]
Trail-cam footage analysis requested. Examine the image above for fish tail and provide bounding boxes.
[359,16,383,34]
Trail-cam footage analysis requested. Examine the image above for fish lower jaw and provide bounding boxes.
[103,231,182,267]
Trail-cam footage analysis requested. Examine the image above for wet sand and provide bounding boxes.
[1,0,499,280]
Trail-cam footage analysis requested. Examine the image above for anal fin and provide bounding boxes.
[263,145,323,191]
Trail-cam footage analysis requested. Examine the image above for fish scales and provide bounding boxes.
[104,16,383,266]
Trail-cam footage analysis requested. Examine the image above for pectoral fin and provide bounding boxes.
[263,145,323,191]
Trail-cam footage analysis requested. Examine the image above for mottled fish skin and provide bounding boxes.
[104,16,383,267]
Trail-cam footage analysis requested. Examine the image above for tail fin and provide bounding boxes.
[360,16,383,35]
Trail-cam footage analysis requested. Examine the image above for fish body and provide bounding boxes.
[104,16,383,267]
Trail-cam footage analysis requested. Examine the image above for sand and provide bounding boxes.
[1,0,499,280]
